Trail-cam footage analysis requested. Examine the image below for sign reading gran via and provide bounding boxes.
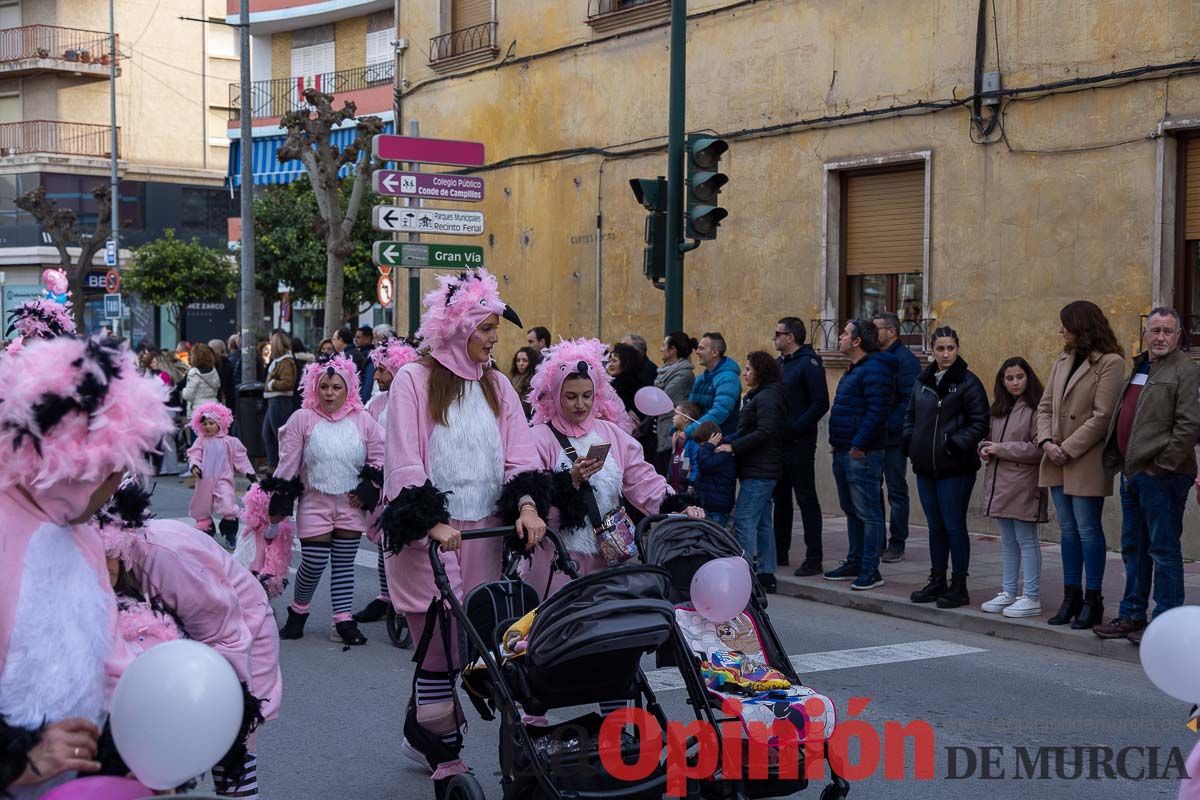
[373,241,485,269]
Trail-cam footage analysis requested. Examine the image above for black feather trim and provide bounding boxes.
[350,465,384,513]
[494,469,554,524]
[0,714,40,797]
[549,469,590,531]
[94,481,155,530]
[659,492,692,515]
[260,476,304,518]
[215,683,265,787]
[380,480,450,554]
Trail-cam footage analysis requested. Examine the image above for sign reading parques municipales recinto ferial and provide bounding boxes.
[372,206,485,236]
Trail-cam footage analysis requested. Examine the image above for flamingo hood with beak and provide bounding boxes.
[529,338,631,438]
[415,268,522,380]
[299,354,362,421]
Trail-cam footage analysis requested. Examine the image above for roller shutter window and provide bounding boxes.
[1186,138,1200,241]
[845,166,925,277]
[452,0,492,31]
[0,3,20,29]
[0,94,19,124]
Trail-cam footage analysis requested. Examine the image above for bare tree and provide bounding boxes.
[278,88,384,336]
[15,185,112,331]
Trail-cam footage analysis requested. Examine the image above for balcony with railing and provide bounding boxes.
[228,60,394,124]
[0,26,118,79]
[0,120,118,160]
[811,318,936,365]
[428,21,497,73]
[586,0,669,32]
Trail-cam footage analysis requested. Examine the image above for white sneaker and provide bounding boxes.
[1003,596,1042,618]
[401,738,432,773]
[981,592,1016,613]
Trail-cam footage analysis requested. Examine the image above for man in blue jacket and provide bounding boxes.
[872,311,921,564]
[772,317,830,576]
[681,332,741,438]
[825,319,895,590]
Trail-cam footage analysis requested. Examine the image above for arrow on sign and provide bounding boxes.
[371,205,484,236]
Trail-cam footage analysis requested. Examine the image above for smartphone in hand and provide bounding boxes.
[584,442,612,464]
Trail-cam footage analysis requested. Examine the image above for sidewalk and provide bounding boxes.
[774,516,1200,665]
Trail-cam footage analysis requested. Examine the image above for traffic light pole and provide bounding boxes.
[664,0,686,335]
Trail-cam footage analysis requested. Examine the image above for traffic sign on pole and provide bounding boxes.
[372,206,484,235]
[371,136,485,167]
[103,293,121,319]
[376,275,393,308]
[373,171,484,202]
[104,239,116,267]
[373,241,484,269]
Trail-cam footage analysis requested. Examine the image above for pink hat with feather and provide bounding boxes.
[529,338,630,437]
[190,401,233,436]
[0,337,174,493]
[369,337,421,376]
[6,298,76,341]
[416,268,522,380]
[300,353,363,421]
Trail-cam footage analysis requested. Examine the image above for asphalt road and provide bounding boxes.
[145,477,1194,799]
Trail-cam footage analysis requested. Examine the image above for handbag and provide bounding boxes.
[550,426,637,566]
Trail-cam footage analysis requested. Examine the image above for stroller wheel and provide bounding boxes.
[820,782,849,800]
[439,774,485,800]
[387,606,413,649]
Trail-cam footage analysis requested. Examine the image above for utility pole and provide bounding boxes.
[108,0,119,336]
[238,0,255,383]
[663,0,687,335]
[406,118,420,338]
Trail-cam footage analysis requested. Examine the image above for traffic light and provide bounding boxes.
[685,135,729,240]
[630,176,667,289]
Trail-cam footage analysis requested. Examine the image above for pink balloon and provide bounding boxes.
[40,776,153,800]
[690,557,752,623]
[634,386,676,418]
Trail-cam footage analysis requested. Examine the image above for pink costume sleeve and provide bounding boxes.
[186,437,204,470]
[229,437,255,476]
[366,393,387,422]
[130,534,255,686]
[360,412,385,469]
[607,421,674,515]
[273,411,308,481]
[493,372,540,480]
[383,366,430,500]
[74,526,135,698]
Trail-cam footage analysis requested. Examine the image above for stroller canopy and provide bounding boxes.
[642,517,742,567]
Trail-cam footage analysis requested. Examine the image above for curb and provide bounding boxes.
[774,576,1143,665]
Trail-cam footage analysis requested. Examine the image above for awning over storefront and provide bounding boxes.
[227,120,395,188]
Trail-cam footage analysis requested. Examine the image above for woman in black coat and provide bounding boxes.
[715,350,787,592]
[902,326,990,609]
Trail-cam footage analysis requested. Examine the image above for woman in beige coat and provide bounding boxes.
[1035,301,1125,630]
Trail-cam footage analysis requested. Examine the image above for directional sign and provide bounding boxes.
[373,170,484,202]
[373,241,484,269]
[372,136,485,167]
[372,206,484,236]
[104,239,116,267]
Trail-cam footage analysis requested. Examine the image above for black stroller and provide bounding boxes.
[428,527,724,800]
[637,514,851,800]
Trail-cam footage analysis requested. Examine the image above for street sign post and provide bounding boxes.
[104,239,116,267]
[373,242,484,269]
[372,136,485,167]
[103,292,121,320]
[373,171,484,202]
[372,206,484,236]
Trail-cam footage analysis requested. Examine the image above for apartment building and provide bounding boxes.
[0,0,238,341]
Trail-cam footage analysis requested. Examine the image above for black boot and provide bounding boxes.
[936,573,970,609]
[910,570,947,604]
[1070,589,1104,630]
[279,608,308,640]
[333,620,368,645]
[218,518,239,548]
[1047,585,1083,626]
[353,598,390,623]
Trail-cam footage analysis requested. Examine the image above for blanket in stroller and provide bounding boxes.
[675,607,836,742]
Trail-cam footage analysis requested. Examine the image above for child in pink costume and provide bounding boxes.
[379,269,551,789]
[522,338,703,599]
[234,482,296,600]
[353,337,420,627]
[269,354,384,647]
[0,336,173,798]
[96,483,281,800]
[187,401,255,546]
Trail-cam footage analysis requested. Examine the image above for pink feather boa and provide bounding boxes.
[117,597,183,654]
[8,298,76,339]
[238,483,295,598]
[528,338,633,435]
[369,338,421,375]
[189,401,233,437]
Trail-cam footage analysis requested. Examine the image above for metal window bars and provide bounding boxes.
[0,120,118,158]
[810,318,936,353]
[428,20,496,63]
[228,60,396,121]
[0,25,116,65]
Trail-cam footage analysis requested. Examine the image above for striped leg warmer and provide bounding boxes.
[212,753,258,799]
[376,548,390,601]
[290,541,330,613]
[329,537,360,622]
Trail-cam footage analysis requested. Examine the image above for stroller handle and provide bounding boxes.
[426,527,575,594]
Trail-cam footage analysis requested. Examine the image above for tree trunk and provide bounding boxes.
[66,262,85,332]
[323,246,346,338]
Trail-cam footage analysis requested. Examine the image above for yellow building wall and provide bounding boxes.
[334,17,367,73]
[391,0,1200,554]
[271,31,292,82]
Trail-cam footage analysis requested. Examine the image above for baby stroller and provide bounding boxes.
[637,513,851,800]
[431,527,723,800]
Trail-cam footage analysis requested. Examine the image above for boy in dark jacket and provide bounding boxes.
[691,421,736,526]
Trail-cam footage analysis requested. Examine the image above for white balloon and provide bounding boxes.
[110,640,244,791]
[1139,605,1200,704]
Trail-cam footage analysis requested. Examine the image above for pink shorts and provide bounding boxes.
[189,476,239,526]
[385,516,504,616]
[296,489,367,538]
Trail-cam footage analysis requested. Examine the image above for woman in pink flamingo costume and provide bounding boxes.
[266,354,384,646]
[379,268,550,791]
[0,336,173,798]
[95,483,281,800]
[522,337,703,599]
[353,337,420,629]
[186,401,255,546]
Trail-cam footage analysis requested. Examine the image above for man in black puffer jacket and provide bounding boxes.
[902,326,990,610]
